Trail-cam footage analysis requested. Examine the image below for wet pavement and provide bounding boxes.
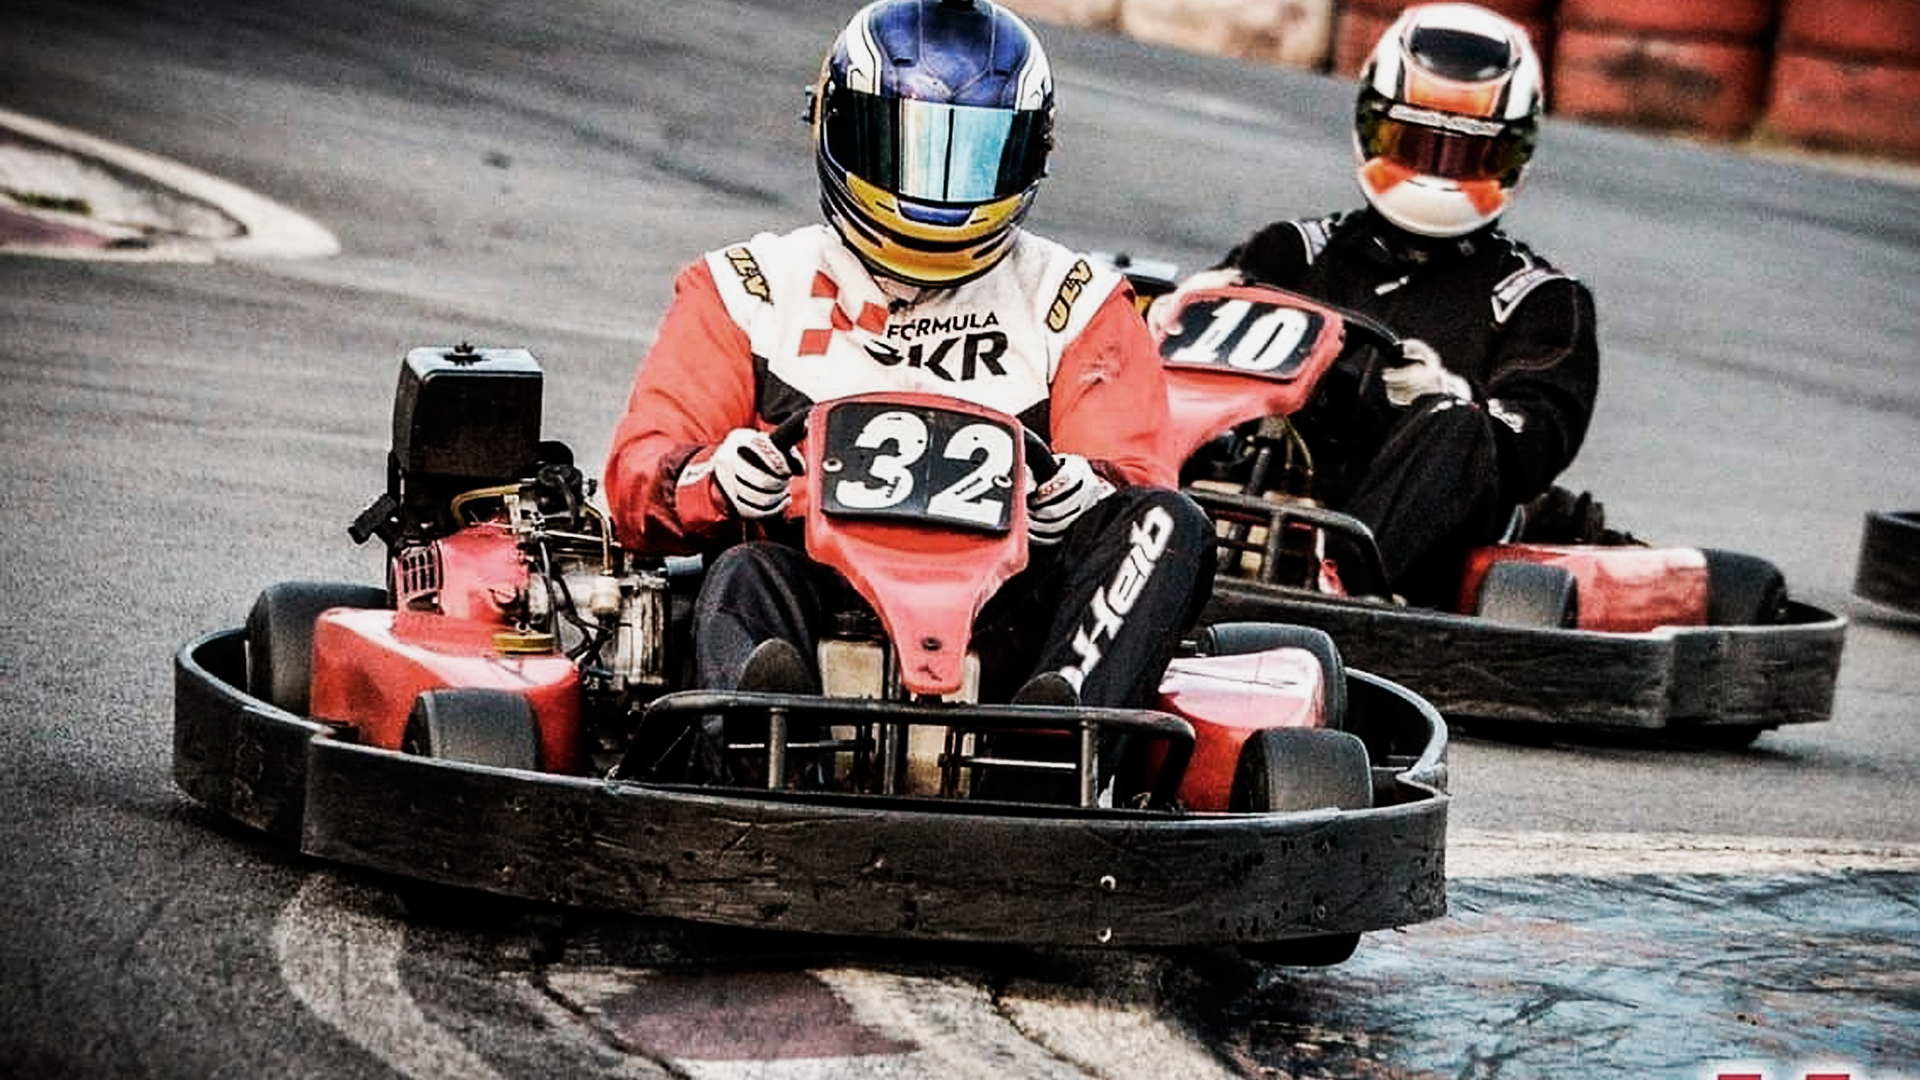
[1216,872,1918,1079]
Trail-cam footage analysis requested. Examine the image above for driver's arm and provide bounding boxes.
[1049,287,1179,489]
[605,259,761,555]
[1479,276,1600,506]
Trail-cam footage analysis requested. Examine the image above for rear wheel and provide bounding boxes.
[402,688,541,770]
[1197,622,1348,729]
[245,581,389,714]
[1701,548,1787,626]
[1475,560,1579,628]
[1230,727,1372,966]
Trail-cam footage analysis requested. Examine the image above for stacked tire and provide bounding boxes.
[1118,0,1336,70]
[1333,0,1553,77]
[1549,0,1776,141]
[1763,0,1920,159]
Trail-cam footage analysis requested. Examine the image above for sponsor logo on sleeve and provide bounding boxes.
[1046,258,1094,332]
[725,245,771,303]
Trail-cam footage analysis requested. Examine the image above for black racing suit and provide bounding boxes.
[1217,208,1600,606]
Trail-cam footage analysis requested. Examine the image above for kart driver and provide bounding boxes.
[1150,2,1600,607]
[605,0,1214,717]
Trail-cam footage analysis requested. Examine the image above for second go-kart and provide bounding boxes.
[1109,255,1846,746]
[173,344,1448,963]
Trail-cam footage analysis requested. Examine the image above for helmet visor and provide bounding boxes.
[1356,90,1534,182]
[823,87,1049,204]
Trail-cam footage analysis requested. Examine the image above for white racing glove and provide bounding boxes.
[711,427,794,519]
[1027,453,1115,547]
[1382,338,1473,408]
[1145,267,1244,339]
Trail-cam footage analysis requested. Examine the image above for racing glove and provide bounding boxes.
[1027,453,1115,547]
[711,427,794,519]
[1382,338,1473,408]
[1145,267,1244,339]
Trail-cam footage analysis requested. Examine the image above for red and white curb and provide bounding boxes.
[0,106,337,261]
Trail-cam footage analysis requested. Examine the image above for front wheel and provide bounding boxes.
[403,688,541,770]
[1475,560,1579,628]
[1230,727,1372,967]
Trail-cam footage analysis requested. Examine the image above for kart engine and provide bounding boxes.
[350,345,677,698]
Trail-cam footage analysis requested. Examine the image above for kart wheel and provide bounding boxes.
[1241,932,1362,967]
[1196,622,1348,729]
[245,581,388,715]
[403,688,541,770]
[1230,727,1371,967]
[1475,560,1578,628]
[1230,727,1373,814]
[1701,548,1787,626]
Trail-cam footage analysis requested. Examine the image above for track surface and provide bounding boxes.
[3,2,1918,1077]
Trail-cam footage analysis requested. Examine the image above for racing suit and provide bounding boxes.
[1216,208,1599,606]
[606,224,1214,709]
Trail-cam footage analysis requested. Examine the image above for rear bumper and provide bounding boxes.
[1207,585,1847,732]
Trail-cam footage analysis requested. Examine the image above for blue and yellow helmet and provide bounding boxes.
[812,0,1055,287]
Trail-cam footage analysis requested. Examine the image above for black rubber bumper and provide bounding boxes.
[174,628,1450,949]
[1855,510,1920,616]
[1205,585,1846,734]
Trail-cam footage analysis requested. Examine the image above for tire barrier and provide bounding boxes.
[1000,0,1920,163]
[1550,0,1774,140]
[1853,511,1920,617]
[1764,0,1920,159]
[1119,0,1335,70]
[1332,0,1550,77]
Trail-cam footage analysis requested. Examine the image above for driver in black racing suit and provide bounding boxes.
[1153,2,1600,608]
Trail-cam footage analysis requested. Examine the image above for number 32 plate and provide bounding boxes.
[819,401,1019,534]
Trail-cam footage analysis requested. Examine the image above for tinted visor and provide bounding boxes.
[1356,89,1534,182]
[823,86,1049,204]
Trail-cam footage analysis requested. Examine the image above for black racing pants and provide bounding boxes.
[692,486,1217,709]
[1325,396,1509,607]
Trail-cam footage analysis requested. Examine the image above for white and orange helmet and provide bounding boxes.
[1354,3,1544,237]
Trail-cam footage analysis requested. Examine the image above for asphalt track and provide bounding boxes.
[2,2,1918,1078]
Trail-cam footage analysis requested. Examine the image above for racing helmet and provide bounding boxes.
[1353,3,1544,237]
[812,0,1055,287]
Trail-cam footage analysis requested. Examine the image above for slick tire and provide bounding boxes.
[1475,560,1579,629]
[1230,727,1372,968]
[245,580,388,715]
[1701,548,1788,626]
[1195,622,1349,730]
[403,688,542,771]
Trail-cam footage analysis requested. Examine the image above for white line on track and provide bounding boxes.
[0,106,338,260]
[274,873,511,1080]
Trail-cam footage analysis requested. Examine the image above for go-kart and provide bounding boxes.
[172,344,1448,962]
[1855,510,1920,617]
[1106,254,1846,746]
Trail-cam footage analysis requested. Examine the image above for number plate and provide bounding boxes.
[819,401,1018,533]
[1162,295,1326,381]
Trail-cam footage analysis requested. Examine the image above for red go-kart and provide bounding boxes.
[1105,255,1846,747]
[173,344,1448,963]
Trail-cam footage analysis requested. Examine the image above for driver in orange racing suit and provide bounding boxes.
[603,0,1214,748]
